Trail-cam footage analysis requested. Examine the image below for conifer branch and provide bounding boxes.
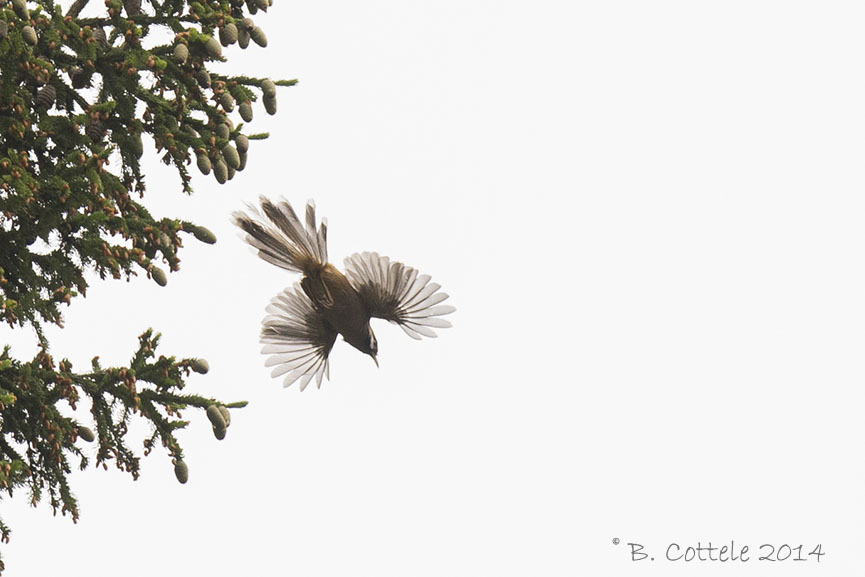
[0,0,292,570]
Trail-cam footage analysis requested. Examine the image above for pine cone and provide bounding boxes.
[261,79,276,98]
[22,25,37,46]
[173,43,189,64]
[196,151,212,175]
[35,85,56,109]
[206,405,227,429]
[213,159,228,184]
[0,21,8,41]
[70,67,89,88]
[235,133,249,153]
[191,358,210,374]
[124,0,141,16]
[250,26,267,47]
[219,22,238,46]
[174,460,189,484]
[92,27,107,48]
[189,225,217,244]
[195,69,211,88]
[222,143,240,169]
[215,123,230,140]
[12,0,29,20]
[239,100,253,122]
[204,36,222,59]
[263,94,277,115]
[151,266,167,286]
[86,120,105,142]
[220,92,235,112]
[237,27,250,49]
[77,427,96,443]
[218,406,231,427]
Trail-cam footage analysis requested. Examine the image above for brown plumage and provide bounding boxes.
[233,198,454,390]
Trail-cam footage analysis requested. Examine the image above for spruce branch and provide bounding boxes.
[0,0,290,570]
[0,331,244,541]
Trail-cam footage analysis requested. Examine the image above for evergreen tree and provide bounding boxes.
[0,0,291,569]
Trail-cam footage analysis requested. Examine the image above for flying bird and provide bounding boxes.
[233,198,455,390]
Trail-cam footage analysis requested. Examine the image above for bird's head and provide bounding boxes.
[364,325,379,367]
[343,323,379,367]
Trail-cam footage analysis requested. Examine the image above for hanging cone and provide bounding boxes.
[36,85,56,109]
[22,25,38,46]
[238,26,250,49]
[174,460,189,484]
[12,0,29,20]
[86,120,106,142]
[220,92,235,112]
[150,266,167,286]
[92,27,107,48]
[239,100,253,122]
[261,79,276,98]
[216,123,230,140]
[78,427,96,442]
[204,36,222,59]
[173,43,189,64]
[124,0,141,16]
[195,69,211,88]
[219,23,238,46]
[196,152,212,175]
[206,405,227,429]
[213,159,228,183]
[189,225,216,244]
[222,143,240,169]
[250,26,267,47]
[191,358,210,374]
[218,406,231,427]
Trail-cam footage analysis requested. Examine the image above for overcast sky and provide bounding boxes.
[2,1,865,575]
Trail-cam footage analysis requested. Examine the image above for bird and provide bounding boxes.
[233,197,455,390]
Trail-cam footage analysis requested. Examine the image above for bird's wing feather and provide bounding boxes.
[260,284,338,390]
[232,197,328,274]
[343,252,455,340]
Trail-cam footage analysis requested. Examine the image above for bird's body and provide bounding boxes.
[300,263,372,355]
[234,198,454,389]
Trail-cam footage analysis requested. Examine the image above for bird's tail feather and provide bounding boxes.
[233,197,328,273]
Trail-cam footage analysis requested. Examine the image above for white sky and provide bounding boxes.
[3,1,865,574]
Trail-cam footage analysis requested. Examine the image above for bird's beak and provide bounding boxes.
[371,354,379,368]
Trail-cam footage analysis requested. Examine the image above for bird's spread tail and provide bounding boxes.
[233,197,328,274]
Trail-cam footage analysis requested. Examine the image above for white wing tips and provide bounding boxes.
[275,360,329,391]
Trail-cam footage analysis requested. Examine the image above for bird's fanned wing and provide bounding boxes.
[233,197,328,274]
[260,284,338,390]
[343,252,455,340]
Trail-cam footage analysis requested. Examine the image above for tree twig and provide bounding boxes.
[65,0,90,18]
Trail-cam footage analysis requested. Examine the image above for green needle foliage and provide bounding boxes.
[0,0,291,569]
